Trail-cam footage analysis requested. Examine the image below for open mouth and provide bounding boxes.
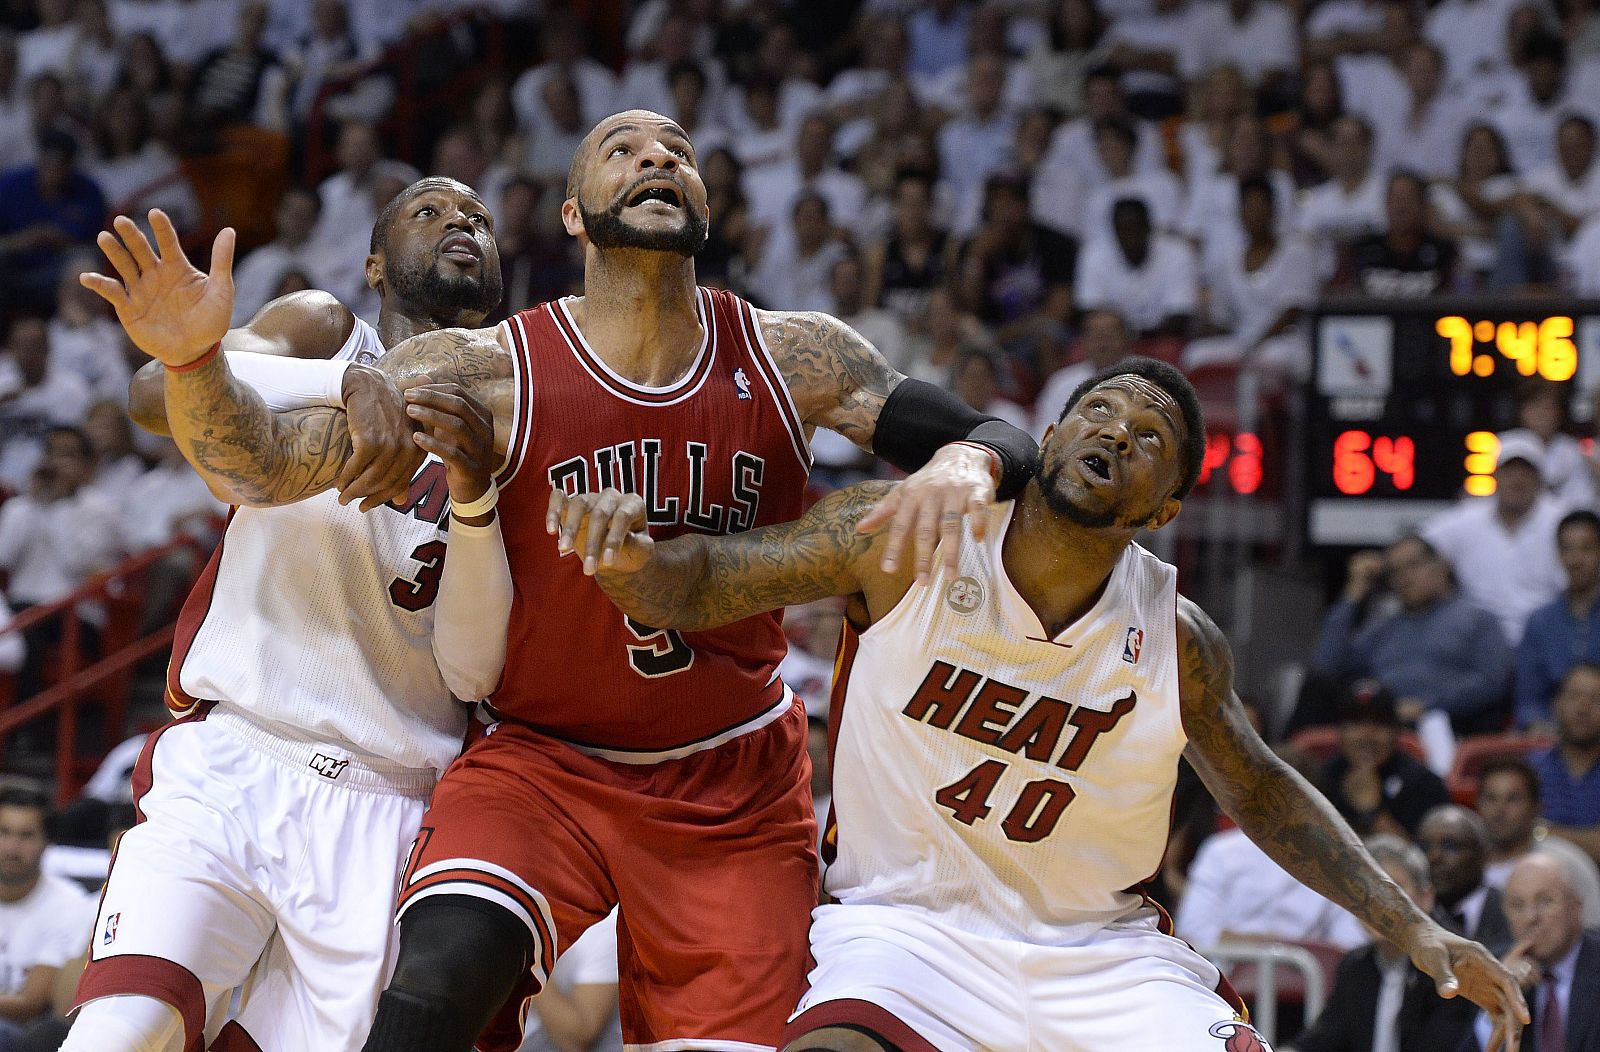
[1081,452,1112,482]
[439,233,481,263]
[626,183,684,208]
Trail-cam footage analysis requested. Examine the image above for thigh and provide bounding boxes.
[614,701,821,1049]
[75,715,276,1049]
[786,904,1024,1052]
[232,788,428,1052]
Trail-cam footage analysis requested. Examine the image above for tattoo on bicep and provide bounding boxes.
[1179,603,1414,930]
[762,312,901,446]
[380,329,511,392]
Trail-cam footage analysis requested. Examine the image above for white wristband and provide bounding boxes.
[450,483,498,519]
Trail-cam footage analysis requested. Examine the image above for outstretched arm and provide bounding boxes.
[1176,597,1529,1050]
[547,480,907,631]
[758,309,1039,580]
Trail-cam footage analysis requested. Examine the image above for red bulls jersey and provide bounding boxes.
[493,288,812,755]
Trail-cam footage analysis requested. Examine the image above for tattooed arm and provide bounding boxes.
[549,481,915,631]
[757,309,902,449]
[1177,596,1529,1048]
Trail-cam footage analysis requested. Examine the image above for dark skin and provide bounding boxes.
[108,182,503,511]
[93,110,1006,577]
[553,375,1531,1052]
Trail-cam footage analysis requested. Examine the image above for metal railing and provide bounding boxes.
[1209,939,1332,1044]
[0,528,219,802]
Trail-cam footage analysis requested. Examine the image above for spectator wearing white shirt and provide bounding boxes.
[828,254,916,378]
[1298,115,1387,278]
[86,87,200,239]
[1493,32,1579,174]
[1335,0,1416,135]
[63,0,121,105]
[1431,123,1521,284]
[0,34,29,170]
[906,0,971,80]
[0,786,96,1044]
[1424,0,1522,93]
[1184,175,1318,379]
[1182,114,1298,253]
[230,186,324,324]
[0,317,91,494]
[518,910,621,1052]
[1082,115,1185,244]
[745,113,868,239]
[1371,43,1471,180]
[727,77,797,185]
[509,12,618,130]
[1422,431,1567,646]
[1076,197,1198,337]
[1032,308,1133,440]
[666,60,730,161]
[1183,0,1299,94]
[517,68,589,199]
[614,11,726,119]
[1023,0,1112,118]
[1504,114,1600,287]
[47,257,131,406]
[82,400,145,506]
[952,350,1030,433]
[17,0,76,87]
[750,193,849,313]
[1033,66,1164,238]
[1103,0,1193,118]
[1286,60,1345,187]
[935,52,1017,236]
[1178,64,1248,191]
[1305,0,1389,58]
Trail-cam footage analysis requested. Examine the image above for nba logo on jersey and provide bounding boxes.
[1122,627,1144,664]
[734,368,752,400]
[102,912,119,945]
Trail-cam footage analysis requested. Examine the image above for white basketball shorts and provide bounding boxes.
[785,903,1271,1052]
[73,702,435,1052]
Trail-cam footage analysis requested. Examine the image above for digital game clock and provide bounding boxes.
[1306,299,1600,547]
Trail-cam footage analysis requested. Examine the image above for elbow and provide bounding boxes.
[127,364,171,437]
[435,652,504,704]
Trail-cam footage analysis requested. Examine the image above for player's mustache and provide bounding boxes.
[614,173,689,207]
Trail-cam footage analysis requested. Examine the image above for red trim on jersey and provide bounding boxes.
[73,953,207,1052]
[164,510,234,713]
[820,623,860,867]
[400,868,556,981]
[211,1021,265,1052]
[495,314,537,489]
[782,997,941,1052]
[1129,882,1251,1022]
[547,294,718,406]
[733,297,811,473]
[129,703,213,823]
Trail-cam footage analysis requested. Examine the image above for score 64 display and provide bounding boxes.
[1307,300,1600,547]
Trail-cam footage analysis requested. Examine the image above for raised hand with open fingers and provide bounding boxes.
[80,209,236,368]
[856,441,997,581]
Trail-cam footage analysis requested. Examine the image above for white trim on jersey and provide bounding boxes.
[736,300,813,474]
[553,685,795,764]
[494,317,529,485]
[552,291,717,406]
[623,1040,776,1052]
[401,857,559,986]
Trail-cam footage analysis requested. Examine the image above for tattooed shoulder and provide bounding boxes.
[756,309,902,445]
[379,327,512,391]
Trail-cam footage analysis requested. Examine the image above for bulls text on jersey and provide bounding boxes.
[547,440,765,534]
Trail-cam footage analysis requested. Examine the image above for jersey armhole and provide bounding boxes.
[735,300,814,474]
[494,314,535,488]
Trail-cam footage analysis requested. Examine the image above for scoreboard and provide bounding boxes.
[1306,298,1600,547]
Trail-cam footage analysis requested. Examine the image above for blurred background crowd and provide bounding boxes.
[3,0,1600,1048]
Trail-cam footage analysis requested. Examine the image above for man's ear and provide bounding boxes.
[1143,496,1182,532]
[365,251,383,292]
[560,197,585,240]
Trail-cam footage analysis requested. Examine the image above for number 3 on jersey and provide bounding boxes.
[389,540,446,611]
[625,616,694,677]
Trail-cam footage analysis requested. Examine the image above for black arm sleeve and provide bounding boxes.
[870,379,1040,501]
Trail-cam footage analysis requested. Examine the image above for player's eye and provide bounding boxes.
[611,145,629,157]
[469,212,487,224]
[416,206,435,217]
[670,147,688,158]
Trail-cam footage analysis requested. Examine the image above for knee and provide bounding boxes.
[781,1024,901,1052]
[388,896,533,1005]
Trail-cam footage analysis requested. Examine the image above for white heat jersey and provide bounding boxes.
[167,318,466,773]
[824,502,1186,945]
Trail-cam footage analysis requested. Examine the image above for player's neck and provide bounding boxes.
[1002,485,1134,637]
[570,250,703,386]
[378,306,487,350]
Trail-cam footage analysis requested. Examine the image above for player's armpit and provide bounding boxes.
[757,309,901,448]
[596,480,907,631]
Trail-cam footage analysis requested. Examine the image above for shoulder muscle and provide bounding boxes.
[230,291,355,360]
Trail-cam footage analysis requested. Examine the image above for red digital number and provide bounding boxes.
[1199,432,1231,485]
[1333,431,1415,495]
[1229,432,1263,495]
[1372,436,1414,491]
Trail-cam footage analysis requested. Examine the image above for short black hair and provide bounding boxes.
[1238,174,1275,209]
[370,177,480,254]
[1560,113,1596,140]
[1058,356,1207,500]
[1479,757,1540,803]
[666,59,706,92]
[0,784,50,822]
[1559,508,1600,542]
[1111,197,1150,227]
[1092,115,1137,150]
[45,424,92,459]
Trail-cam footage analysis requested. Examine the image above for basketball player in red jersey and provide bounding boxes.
[556,357,1530,1052]
[86,110,1041,1052]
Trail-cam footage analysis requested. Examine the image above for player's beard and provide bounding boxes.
[580,193,709,256]
[1039,459,1154,530]
[385,251,504,319]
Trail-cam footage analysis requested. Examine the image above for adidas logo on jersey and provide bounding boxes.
[308,753,350,780]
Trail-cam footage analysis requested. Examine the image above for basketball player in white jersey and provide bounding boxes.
[551,356,1532,1052]
[61,182,513,1052]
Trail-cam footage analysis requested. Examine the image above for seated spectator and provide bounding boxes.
[745,114,868,242]
[0,130,105,315]
[1081,115,1185,243]
[1424,0,1520,96]
[429,125,511,227]
[1518,510,1600,729]
[187,1,288,132]
[694,149,752,294]
[518,909,622,1052]
[1501,114,1600,288]
[1034,66,1164,225]
[1283,834,1478,1052]
[750,193,849,314]
[1490,31,1577,174]
[951,350,1029,432]
[0,425,121,700]
[0,785,95,1044]
[906,0,972,81]
[1102,0,1193,119]
[1422,430,1566,646]
[862,171,953,327]
[1181,114,1299,253]
[1476,757,1600,923]
[1286,60,1344,187]
[0,33,26,168]
[1465,853,1600,1051]
[1340,170,1459,296]
[1297,115,1387,279]
[1372,43,1471,180]
[1430,124,1521,286]
[955,173,1074,359]
[1323,679,1452,837]
[516,68,590,200]
[1022,0,1109,118]
[934,52,1017,235]
[1033,309,1134,440]
[1184,0,1299,98]
[899,285,998,387]
[1075,198,1196,339]
[1532,663,1600,864]
[282,0,377,125]
[230,186,324,324]
[47,255,130,405]
[86,86,200,239]
[0,315,92,494]
[81,399,144,505]
[1183,175,1318,380]
[1177,745,1366,952]
[1311,536,1512,732]
[508,10,617,132]
[666,60,730,160]
[828,254,914,377]
[1420,804,1514,952]
[1179,65,1249,190]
